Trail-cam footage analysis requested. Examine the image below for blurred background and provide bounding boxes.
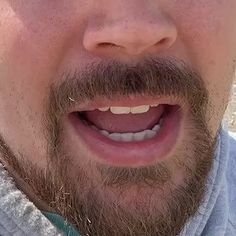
[224,80,236,132]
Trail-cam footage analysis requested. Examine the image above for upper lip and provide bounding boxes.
[68,95,186,113]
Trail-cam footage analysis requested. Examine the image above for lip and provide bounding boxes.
[68,103,183,167]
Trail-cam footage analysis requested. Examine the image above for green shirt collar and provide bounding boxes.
[43,212,80,236]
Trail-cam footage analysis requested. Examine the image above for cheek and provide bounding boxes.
[0,2,89,167]
[172,1,236,133]
[0,6,61,167]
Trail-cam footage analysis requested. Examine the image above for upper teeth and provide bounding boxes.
[98,104,158,114]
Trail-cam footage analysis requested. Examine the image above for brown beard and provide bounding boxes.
[0,58,217,236]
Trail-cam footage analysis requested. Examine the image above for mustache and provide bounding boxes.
[48,58,208,118]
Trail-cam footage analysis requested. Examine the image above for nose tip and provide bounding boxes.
[83,18,177,57]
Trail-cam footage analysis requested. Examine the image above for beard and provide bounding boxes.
[0,58,217,236]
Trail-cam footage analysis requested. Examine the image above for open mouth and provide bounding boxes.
[69,99,183,167]
[78,104,169,141]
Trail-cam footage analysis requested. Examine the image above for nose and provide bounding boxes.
[83,6,177,57]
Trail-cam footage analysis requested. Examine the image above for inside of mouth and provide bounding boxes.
[76,104,176,137]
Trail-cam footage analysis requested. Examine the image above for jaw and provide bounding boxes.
[0,93,215,236]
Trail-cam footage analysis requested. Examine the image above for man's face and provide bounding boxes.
[0,1,236,235]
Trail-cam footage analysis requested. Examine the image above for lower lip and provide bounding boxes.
[69,106,182,167]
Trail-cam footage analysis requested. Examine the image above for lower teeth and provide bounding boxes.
[90,119,163,142]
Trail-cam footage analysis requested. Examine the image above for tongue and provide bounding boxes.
[83,105,165,133]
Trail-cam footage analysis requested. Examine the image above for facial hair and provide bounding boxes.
[0,58,217,236]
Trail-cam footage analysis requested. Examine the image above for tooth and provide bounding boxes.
[120,133,134,142]
[152,124,160,132]
[133,130,146,141]
[151,104,159,107]
[109,133,122,141]
[159,118,164,125]
[110,107,130,114]
[82,119,89,126]
[130,105,150,114]
[98,107,110,112]
[106,130,158,142]
[100,130,109,137]
[145,130,156,139]
[91,125,98,130]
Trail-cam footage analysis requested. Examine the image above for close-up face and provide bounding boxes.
[0,1,236,235]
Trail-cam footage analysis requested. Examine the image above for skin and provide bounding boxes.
[0,0,236,235]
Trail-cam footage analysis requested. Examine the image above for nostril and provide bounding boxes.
[158,38,168,44]
[97,42,118,48]
[155,38,171,48]
[156,38,170,45]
